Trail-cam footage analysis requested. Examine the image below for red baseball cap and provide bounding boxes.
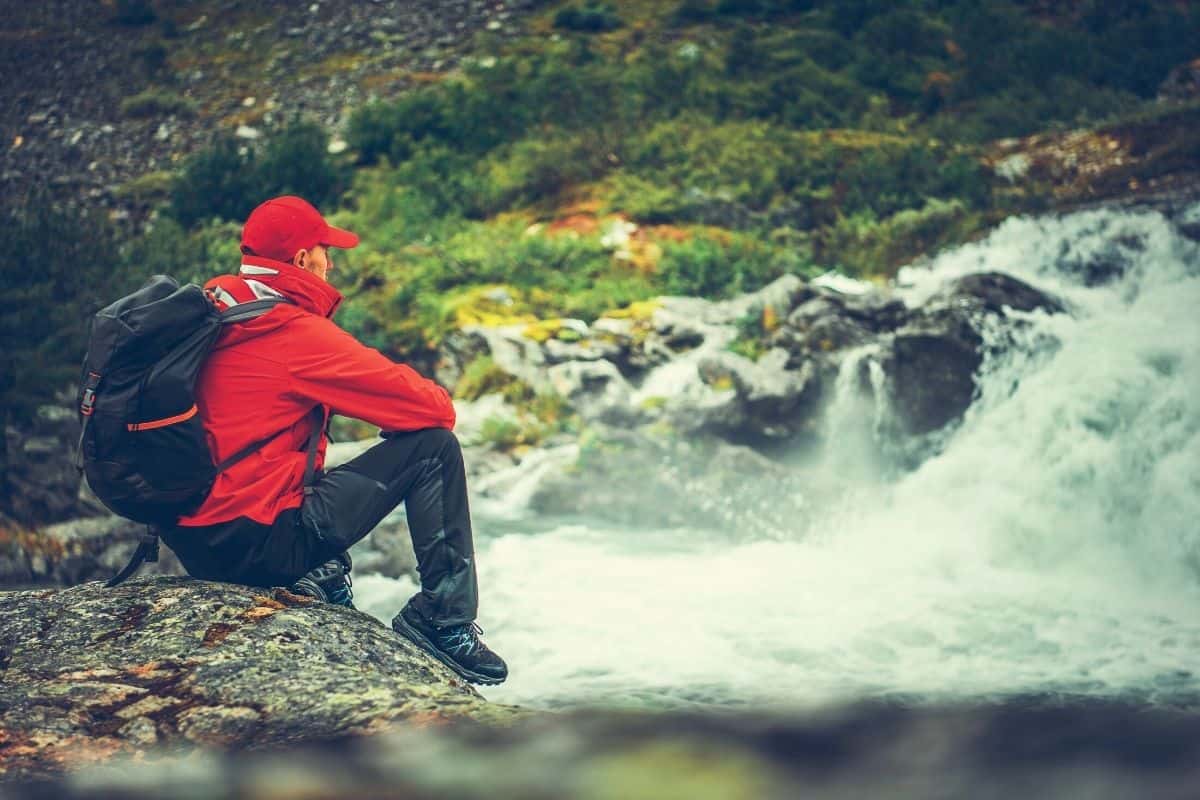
[240,195,359,262]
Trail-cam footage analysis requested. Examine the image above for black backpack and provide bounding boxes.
[74,275,317,585]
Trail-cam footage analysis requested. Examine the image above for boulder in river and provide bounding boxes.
[878,271,1064,438]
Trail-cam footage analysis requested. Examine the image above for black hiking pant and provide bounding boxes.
[164,428,479,627]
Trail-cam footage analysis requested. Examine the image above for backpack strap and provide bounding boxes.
[104,294,299,588]
[302,405,325,495]
[105,526,160,588]
[218,296,293,323]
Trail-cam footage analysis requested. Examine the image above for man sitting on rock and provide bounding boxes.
[161,195,507,686]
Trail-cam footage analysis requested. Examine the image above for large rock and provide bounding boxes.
[0,577,513,779]
[547,359,637,425]
[878,272,1063,438]
[686,349,822,444]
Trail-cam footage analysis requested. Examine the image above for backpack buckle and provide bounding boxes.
[80,372,101,416]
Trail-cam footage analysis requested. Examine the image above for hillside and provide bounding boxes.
[3,0,1199,430]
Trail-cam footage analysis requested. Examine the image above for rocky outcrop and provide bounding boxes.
[877,272,1064,438]
[1,1,540,220]
[444,271,1065,459]
[0,577,515,779]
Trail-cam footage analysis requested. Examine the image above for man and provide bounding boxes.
[161,195,506,686]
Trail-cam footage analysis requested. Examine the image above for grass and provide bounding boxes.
[119,88,198,118]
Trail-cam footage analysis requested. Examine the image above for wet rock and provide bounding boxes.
[687,349,821,444]
[879,327,982,436]
[940,271,1066,313]
[0,577,511,778]
[547,360,636,425]
[878,272,1063,438]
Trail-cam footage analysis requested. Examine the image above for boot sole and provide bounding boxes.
[391,614,507,686]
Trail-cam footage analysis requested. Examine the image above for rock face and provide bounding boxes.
[442,272,1065,459]
[0,577,508,778]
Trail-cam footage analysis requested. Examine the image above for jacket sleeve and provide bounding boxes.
[284,314,456,431]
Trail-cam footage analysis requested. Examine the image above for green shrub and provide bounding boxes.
[113,170,176,205]
[813,198,981,276]
[1,194,153,428]
[455,356,534,403]
[169,133,259,227]
[658,231,783,298]
[728,309,769,361]
[255,118,346,211]
[120,89,197,118]
[170,120,345,228]
[554,2,623,33]
[478,417,529,450]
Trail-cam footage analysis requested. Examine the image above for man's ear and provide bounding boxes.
[292,248,308,269]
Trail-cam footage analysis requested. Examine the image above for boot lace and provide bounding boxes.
[442,623,483,656]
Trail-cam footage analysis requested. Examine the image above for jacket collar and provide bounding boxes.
[238,254,343,318]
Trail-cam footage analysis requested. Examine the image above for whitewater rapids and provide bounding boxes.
[358,204,1200,711]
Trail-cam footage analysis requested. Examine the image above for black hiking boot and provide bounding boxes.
[289,552,355,609]
[391,603,508,686]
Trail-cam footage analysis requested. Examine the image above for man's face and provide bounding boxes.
[294,244,333,282]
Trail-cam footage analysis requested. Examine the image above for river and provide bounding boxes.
[357,203,1200,712]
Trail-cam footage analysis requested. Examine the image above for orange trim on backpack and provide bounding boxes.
[127,405,198,431]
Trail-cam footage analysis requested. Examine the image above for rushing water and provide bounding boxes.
[357,205,1200,711]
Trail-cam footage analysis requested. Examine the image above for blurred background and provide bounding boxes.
[2,1,1199,794]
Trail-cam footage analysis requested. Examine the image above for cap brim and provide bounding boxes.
[322,225,360,249]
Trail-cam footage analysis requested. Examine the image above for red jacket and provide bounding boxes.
[177,254,455,528]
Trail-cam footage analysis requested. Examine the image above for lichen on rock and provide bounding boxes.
[0,576,518,779]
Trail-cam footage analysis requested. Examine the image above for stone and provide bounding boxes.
[546,360,635,425]
[877,271,1063,439]
[9,700,1200,795]
[686,349,821,444]
[0,577,514,778]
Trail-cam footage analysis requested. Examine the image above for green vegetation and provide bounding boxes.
[1,195,155,427]
[73,0,1197,376]
[457,360,576,451]
[170,119,347,227]
[554,2,623,33]
[119,88,197,118]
